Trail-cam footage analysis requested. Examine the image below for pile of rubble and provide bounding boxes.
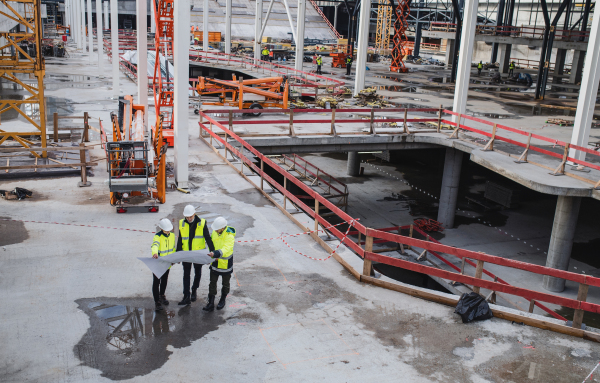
[405,56,444,66]
[353,88,391,108]
[316,96,344,108]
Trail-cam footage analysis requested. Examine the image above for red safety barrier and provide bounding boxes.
[199,108,600,329]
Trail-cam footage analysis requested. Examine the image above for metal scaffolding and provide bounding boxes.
[375,0,392,53]
[0,0,46,156]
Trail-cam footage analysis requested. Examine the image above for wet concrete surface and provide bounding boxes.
[0,216,29,247]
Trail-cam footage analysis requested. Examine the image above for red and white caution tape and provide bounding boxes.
[582,361,600,383]
[280,219,357,261]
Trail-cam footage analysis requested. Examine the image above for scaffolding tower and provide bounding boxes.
[390,0,410,73]
[0,0,46,156]
[375,0,392,54]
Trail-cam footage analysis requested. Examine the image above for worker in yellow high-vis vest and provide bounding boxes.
[176,205,215,306]
[203,217,236,312]
[151,218,176,311]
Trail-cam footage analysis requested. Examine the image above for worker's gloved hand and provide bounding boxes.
[153,253,158,259]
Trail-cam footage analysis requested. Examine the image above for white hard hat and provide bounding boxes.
[159,218,173,232]
[183,205,196,217]
[211,217,227,231]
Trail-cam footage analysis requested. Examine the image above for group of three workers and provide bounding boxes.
[151,205,236,312]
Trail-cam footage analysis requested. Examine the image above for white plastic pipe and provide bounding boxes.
[96,0,104,73]
[294,0,305,71]
[87,0,93,60]
[111,0,119,98]
[137,0,148,128]
[173,0,190,188]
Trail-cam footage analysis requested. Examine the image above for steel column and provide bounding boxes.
[174,0,190,188]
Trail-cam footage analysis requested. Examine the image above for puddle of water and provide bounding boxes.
[553,306,600,329]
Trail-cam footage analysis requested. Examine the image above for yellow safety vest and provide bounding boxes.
[478,63,482,69]
[346,57,352,64]
[316,57,322,65]
[210,226,236,272]
[262,49,269,56]
[179,217,207,251]
[151,231,176,257]
[509,62,515,69]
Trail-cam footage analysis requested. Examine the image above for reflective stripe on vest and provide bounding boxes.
[179,218,206,251]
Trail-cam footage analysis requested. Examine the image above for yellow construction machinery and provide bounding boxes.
[195,75,289,116]
[107,95,166,213]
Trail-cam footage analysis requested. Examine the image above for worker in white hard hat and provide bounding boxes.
[151,218,176,311]
[176,205,215,306]
[203,216,236,312]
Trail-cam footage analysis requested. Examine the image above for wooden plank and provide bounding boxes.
[0,162,98,170]
[363,235,374,276]
[0,147,92,153]
[572,283,589,329]
[473,260,485,294]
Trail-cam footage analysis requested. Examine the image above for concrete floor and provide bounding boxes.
[2,44,600,382]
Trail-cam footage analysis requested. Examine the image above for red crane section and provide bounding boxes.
[390,0,410,73]
[153,0,175,146]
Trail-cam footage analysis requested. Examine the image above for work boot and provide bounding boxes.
[202,295,215,312]
[216,296,227,310]
[191,289,197,302]
[178,295,191,306]
[155,301,164,311]
[160,295,169,306]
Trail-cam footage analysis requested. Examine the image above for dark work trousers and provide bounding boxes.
[509,69,514,77]
[182,262,202,296]
[152,269,170,303]
[346,64,352,76]
[208,270,231,297]
[317,65,322,75]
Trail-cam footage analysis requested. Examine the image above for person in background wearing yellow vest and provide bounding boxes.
[346,55,353,76]
[262,47,269,61]
[151,219,176,311]
[509,61,515,77]
[316,54,323,75]
[477,61,483,75]
[176,205,215,306]
[203,217,236,312]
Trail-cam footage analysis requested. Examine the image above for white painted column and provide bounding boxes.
[82,0,87,51]
[254,0,262,60]
[96,0,104,73]
[225,0,231,54]
[151,0,156,33]
[87,0,93,60]
[353,0,370,96]
[203,0,209,52]
[451,0,479,122]
[174,0,190,188]
[294,0,305,71]
[282,0,296,43]
[137,0,148,127]
[78,0,84,49]
[569,3,600,162]
[111,0,119,98]
[104,1,109,31]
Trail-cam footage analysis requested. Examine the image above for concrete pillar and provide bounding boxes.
[542,196,582,292]
[254,0,263,60]
[104,1,109,31]
[96,0,104,73]
[452,0,479,122]
[444,39,455,67]
[569,2,600,162]
[498,43,511,74]
[333,3,339,31]
[437,148,462,228]
[174,0,190,189]
[137,0,148,127]
[353,0,370,96]
[75,0,82,48]
[294,0,306,71]
[80,0,86,51]
[151,0,156,33]
[225,0,231,54]
[87,0,93,60]
[111,0,119,98]
[204,0,209,52]
[552,48,567,85]
[569,49,585,85]
[346,152,361,176]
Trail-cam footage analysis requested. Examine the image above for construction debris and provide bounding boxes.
[1,187,33,201]
[316,96,343,108]
[405,56,444,66]
[290,100,307,108]
[354,88,390,107]
[546,118,574,126]
[414,218,444,232]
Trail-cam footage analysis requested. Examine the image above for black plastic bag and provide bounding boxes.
[454,292,493,323]
[14,187,33,200]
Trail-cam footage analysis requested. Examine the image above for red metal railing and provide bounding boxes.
[282,153,348,197]
[198,108,600,330]
[307,0,341,39]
